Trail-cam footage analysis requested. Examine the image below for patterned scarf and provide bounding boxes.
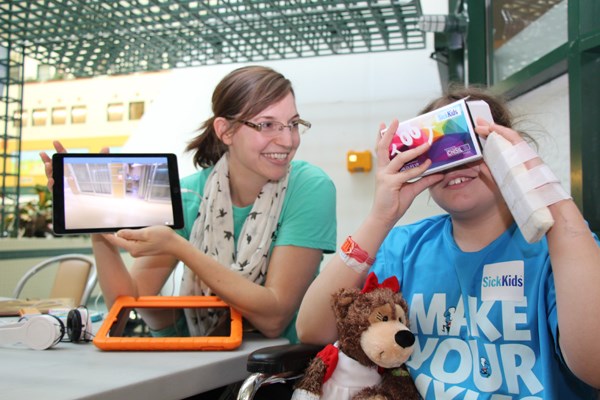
[179,154,289,336]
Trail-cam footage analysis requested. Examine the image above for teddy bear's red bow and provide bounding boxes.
[361,272,400,294]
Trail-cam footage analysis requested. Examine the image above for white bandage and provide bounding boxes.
[483,132,571,243]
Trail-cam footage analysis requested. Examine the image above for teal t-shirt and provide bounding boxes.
[177,160,337,343]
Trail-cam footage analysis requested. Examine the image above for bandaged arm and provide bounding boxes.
[483,132,571,243]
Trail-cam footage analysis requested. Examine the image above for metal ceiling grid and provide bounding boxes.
[0,0,425,78]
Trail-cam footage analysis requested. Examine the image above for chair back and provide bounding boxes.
[12,254,97,307]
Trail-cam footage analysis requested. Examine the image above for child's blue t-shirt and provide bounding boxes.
[370,214,599,399]
[176,160,337,343]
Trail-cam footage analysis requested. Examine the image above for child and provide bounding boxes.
[296,86,600,399]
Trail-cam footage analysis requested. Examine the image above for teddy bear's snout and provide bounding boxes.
[395,329,415,349]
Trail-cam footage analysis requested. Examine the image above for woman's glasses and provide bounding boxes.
[238,119,311,136]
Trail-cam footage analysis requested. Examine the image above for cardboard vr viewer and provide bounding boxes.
[387,98,493,176]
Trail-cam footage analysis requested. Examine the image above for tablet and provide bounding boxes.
[52,153,184,234]
[93,296,243,351]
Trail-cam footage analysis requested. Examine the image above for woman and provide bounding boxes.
[42,65,337,345]
[296,86,600,399]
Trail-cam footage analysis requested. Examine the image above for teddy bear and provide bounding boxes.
[291,272,420,400]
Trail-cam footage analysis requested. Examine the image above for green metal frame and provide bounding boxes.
[568,0,600,234]
[446,0,600,234]
[489,44,567,99]
[0,45,24,238]
[464,0,487,86]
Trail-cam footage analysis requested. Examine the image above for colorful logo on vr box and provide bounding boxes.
[389,126,433,157]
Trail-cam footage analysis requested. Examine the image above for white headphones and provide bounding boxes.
[0,314,65,350]
[0,307,93,350]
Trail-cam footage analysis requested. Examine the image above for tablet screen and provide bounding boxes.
[52,153,184,234]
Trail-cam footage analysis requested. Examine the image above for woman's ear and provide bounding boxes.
[214,117,233,145]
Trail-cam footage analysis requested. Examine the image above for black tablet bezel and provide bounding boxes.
[52,153,184,234]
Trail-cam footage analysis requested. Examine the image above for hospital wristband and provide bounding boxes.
[339,236,375,273]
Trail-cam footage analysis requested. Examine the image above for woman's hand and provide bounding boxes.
[39,141,68,190]
[39,141,110,190]
[370,120,443,229]
[104,226,185,258]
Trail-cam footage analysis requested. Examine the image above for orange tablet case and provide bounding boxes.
[93,296,243,351]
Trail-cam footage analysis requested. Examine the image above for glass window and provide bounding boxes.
[492,0,567,82]
[32,108,47,127]
[129,101,145,120]
[71,105,87,124]
[107,103,124,122]
[69,163,112,194]
[12,110,27,127]
[51,107,67,125]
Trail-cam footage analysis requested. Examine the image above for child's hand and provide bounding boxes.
[372,120,443,228]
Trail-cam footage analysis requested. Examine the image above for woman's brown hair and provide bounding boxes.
[185,65,294,168]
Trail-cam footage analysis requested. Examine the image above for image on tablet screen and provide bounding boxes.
[62,155,175,230]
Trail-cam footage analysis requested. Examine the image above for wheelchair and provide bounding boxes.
[236,343,323,400]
